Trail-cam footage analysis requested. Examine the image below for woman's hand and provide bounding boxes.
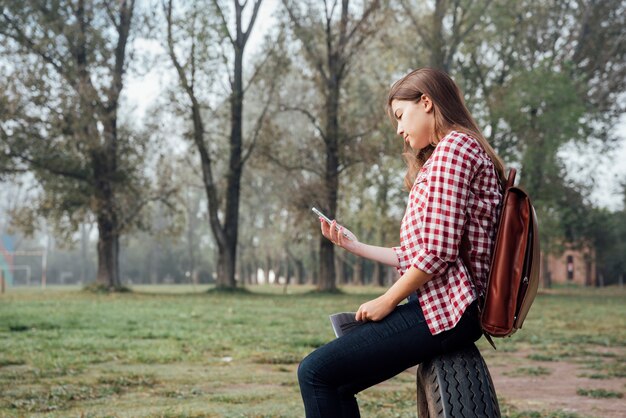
[355,294,396,322]
[320,218,359,253]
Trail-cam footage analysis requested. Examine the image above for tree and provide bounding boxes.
[0,0,167,290]
[162,0,277,289]
[398,0,493,71]
[281,0,387,291]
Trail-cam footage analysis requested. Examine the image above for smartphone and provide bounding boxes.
[312,207,352,240]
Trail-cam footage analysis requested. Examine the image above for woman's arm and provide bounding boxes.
[356,266,434,321]
[321,219,400,268]
[351,242,400,268]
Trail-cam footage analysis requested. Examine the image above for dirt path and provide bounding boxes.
[407,346,625,417]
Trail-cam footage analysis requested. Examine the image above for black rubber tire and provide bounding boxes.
[416,343,500,418]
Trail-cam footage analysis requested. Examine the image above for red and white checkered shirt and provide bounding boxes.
[392,131,502,335]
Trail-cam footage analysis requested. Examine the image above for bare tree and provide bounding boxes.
[163,0,279,288]
[281,0,386,291]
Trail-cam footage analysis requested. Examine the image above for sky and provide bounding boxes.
[122,0,626,212]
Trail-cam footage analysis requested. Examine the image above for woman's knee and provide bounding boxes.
[297,355,311,385]
[298,351,322,387]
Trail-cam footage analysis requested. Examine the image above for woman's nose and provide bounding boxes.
[396,123,404,136]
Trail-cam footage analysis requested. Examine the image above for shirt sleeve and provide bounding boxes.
[410,136,477,276]
[392,245,412,276]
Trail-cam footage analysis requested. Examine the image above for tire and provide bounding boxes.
[416,343,500,418]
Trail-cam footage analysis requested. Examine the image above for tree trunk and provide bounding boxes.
[386,265,395,287]
[352,257,363,285]
[284,256,290,285]
[318,71,341,291]
[80,223,89,284]
[165,1,264,291]
[263,254,270,284]
[295,258,304,284]
[90,1,133,291]
[186,187,196,283]
[333,253,343,287]
[372,262,382,286]
[93,140,121,289]
[431,0,447,70]
[375,172,390,287]
[243,260,249,285]
[273,257,283,285]
[217,46,245,289]
[217,245,236,288]
[96,216,120,289]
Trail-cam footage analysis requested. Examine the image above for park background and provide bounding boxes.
[0,0,624,417]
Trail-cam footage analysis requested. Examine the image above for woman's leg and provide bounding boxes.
[297,300,482,418]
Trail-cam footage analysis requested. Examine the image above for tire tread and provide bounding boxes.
[416,343,500,418]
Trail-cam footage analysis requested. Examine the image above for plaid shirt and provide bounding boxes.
[392,131,502,335]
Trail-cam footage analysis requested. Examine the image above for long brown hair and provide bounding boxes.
[387,68,506,191]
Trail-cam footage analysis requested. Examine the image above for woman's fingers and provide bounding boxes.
[337,225,344,246]
[330,220,339,243]
[319,217,330,238]
[319,218,351,247]
[320,218,337,244]
[356,305,367,322]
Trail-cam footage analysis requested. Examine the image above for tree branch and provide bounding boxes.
[280,105,328,143]
[108,0,135,111]
[243,43,274,94]
[211,0,235,46]
[0,11,75,89]
[344,0,380,48]
[282,0,329,83]
[15,152,89,183]
[163,0,227,248]
[261,148,324,177]
[399,0,431,43]
[164,0,193,96]
[118,186,179,232]
[242,80,276,165]
[242,0,264,48]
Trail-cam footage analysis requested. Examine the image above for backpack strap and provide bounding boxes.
[460,234,496,350]
[459,168,516,350]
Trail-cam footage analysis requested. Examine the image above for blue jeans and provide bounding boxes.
[297,298,482,417]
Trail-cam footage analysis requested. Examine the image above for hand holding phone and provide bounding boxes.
[312,207,354,241]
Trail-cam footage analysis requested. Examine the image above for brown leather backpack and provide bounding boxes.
[462,168,540,349]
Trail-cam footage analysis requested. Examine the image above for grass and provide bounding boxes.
[499,402,591,418]
[0,284,624,417]
[504,366,552,377]
[576,388,623,399]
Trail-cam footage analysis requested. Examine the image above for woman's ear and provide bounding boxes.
[422,95,433,113]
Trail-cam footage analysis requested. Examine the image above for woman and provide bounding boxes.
[298,67,506,417]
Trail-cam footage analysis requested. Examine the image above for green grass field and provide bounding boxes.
[0,284,624,417]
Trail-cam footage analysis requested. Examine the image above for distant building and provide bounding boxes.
[543,243,596,286]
